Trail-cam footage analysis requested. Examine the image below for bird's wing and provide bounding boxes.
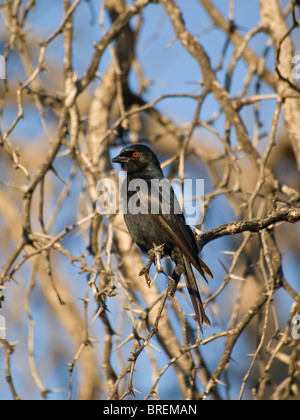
[152,212,213,280]
[139,178,213,281]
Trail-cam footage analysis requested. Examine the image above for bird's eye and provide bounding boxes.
[133,152,139,158]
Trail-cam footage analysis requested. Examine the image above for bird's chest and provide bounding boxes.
[124,212,172,254]
[123,178,174,254]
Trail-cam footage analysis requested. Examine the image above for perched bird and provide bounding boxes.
[112,144,213,331]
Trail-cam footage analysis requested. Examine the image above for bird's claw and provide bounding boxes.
[139,244,165,287]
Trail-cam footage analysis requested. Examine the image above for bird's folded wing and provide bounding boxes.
[137,179,213,281]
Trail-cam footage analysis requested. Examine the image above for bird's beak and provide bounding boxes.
[112,154,128,164]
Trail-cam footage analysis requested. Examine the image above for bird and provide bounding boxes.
[112,144,213,331]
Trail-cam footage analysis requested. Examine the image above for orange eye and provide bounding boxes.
[133,152,139,158]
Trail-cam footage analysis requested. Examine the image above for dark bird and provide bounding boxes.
[112,144,213,331]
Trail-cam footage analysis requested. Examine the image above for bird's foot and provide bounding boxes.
[151,243,165,274]
[139,244,165,288]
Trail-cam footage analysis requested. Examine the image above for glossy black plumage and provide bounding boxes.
[112,144,212,331]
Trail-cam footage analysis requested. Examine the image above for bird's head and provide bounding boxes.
[112,144,163,176]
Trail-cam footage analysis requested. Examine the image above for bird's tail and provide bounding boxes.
[183,255,210,332]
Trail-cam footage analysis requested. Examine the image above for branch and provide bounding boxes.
[158,0,261,170]
[0,338,20,400]
[75,0,151,100]
[198,207,300,248]
[198,0,277,91]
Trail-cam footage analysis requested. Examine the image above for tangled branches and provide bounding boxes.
[0,0,299,400]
